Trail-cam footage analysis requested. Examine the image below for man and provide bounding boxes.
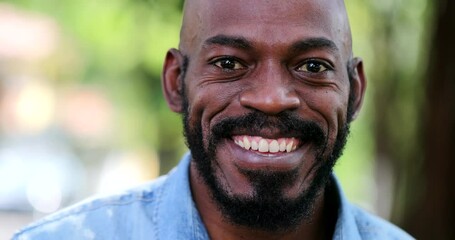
[14,0,413,239]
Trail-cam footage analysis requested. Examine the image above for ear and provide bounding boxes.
[162,48,186,113]
[349,57,367,121]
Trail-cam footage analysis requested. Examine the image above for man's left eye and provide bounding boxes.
[297,61,330,73]
[213,58,245,70]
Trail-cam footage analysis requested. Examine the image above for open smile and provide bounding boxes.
[232,135,300,153]
[222,134,309,172]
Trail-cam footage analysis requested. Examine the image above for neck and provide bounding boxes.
[189,162,338,240]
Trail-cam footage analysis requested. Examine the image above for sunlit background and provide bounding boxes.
[0,0,452,239]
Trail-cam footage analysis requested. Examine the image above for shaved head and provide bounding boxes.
[162,0,367,234]
[179,0,353,60]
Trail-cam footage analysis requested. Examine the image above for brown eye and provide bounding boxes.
[213,58,245,70]
[297,61,329,73]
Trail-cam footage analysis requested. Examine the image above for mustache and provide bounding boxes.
[210,111,327,147]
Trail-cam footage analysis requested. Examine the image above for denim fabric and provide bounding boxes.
[13,153,413,240]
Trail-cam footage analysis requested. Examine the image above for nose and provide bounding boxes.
[239,65,300,115]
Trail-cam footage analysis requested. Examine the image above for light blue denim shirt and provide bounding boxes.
[13,153,413,240]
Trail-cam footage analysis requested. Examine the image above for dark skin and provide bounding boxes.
[162,0,366,239]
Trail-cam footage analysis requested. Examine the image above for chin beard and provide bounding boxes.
[182,104,351,232]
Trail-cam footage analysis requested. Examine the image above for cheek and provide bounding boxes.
[302,89,349,140]
[186,83,243,137]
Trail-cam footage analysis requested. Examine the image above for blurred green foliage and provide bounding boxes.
[340,0,430,219]
[10,0,186,172]
[4,0,431,226]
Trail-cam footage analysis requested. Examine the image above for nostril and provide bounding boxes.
[239,87,300,115]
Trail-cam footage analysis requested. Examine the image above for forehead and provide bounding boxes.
[182,0,351,56]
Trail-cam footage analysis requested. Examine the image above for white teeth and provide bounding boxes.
[243,136,251,150]
[251,140,258,150]
[238,140,244,148]
[279,140,286,152]
[234,136,299,153]
[286,141,293,153]
[269,140,279,153]
[258,139,268,152]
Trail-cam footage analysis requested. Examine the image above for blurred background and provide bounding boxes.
[0,0,453,239]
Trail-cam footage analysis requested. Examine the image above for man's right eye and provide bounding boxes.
[212,58,245,71]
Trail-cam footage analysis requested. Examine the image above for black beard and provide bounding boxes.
[183,105,351,232]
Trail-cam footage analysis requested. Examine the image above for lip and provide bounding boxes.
[223,138,311,172]
[230,129,301,140]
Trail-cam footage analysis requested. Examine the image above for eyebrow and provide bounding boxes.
[290,38,339,54]
[203,35,339,54]
[203,35,253,49]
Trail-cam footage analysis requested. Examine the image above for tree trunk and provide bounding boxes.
[403,0,455,238]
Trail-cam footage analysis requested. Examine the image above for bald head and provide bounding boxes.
[161,0,367,234]
[179,0,353,60]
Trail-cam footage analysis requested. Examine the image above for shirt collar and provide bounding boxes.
[156,153,209,240]
[331,176,362,240]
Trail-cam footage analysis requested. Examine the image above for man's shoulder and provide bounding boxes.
[348,203,414,240]
[12,175,169,240]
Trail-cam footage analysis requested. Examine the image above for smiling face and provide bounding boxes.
[162,0,366,232]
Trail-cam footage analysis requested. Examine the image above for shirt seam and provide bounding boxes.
[154,174,168,240]
[15,195,157,237]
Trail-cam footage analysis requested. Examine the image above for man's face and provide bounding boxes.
[163,0,365,232]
